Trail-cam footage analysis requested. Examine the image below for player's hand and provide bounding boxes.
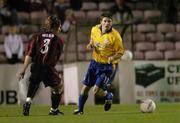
[17,71,25,81]
[87,43,93,50]
[108,56,114,64]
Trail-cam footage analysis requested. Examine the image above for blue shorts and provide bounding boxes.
[82,60,117,90]
[108,63,118,84]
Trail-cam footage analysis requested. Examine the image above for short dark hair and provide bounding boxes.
[99,12,112,21]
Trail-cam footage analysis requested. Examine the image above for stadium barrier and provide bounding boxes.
[64,61,180,105]
[0,60,180,105]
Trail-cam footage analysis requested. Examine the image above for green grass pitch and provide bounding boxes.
[0,103,180,123]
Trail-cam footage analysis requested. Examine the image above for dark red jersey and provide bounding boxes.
[26,32,63,66]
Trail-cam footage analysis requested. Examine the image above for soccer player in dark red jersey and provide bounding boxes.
[17,15,64,116]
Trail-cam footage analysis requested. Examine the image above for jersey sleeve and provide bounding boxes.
[58,37,64,55]
[90,27,94,41]
[25,34,37,57]
[114,32,125,55]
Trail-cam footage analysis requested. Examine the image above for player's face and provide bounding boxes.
[101,17,112,31]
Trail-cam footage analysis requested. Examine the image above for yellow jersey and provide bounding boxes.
[90,24,124,64]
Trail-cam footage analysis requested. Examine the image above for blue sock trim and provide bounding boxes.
[104,92,113,100]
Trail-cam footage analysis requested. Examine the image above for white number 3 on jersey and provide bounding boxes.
[40,39,50,54]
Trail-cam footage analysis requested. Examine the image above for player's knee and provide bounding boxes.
[81,90,87,95]
[51,82,64,95]
[81,85,90,95]
[51,88,62,95]
[93,91,99,97]
[93,87,99,96]
[51,90,59,95]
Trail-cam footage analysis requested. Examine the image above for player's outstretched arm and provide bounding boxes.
[17,55,32,81]
[108,53,123,64]
[86,39,94,50]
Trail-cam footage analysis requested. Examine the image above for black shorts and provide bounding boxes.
[29,63,61,87]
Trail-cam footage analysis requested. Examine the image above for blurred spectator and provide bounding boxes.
[10,9,19,25]
[61,9,76,33]
[157,0,178,24]
[7,0,48,13]
[4,26,24,64]
[0,5,11,25]
[30,0,48,12]
[0,0,5,25]
[51,0,75,33]
[51,0,67,25]
[6,0,31,13]
[0,0,19,26]
[110,0,133,24]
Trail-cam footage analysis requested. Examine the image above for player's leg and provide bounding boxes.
[42,66,64,116]
[74,60,95,115]
[23,81,40,116]
[93,85,113,111]
[103,64,118,111]
[49,82,64,115]
[94,64,116,111]
[74,85,91,115]
[103,90,113,111]
[22,63,42,116]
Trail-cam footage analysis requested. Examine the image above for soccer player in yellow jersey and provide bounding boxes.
[74,12,125,115]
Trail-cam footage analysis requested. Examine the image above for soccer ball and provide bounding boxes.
[121,50,133,61]
[140,99,156,113]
